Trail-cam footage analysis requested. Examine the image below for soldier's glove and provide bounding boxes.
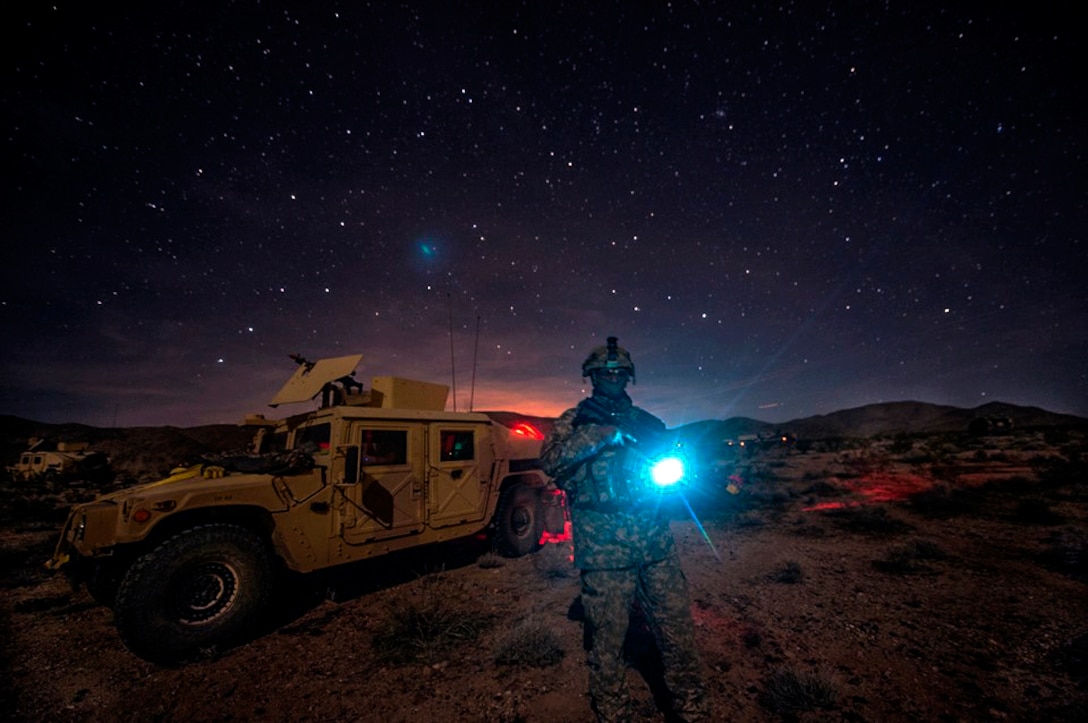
[598,425,635,448]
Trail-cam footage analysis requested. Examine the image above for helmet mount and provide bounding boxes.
[581,335,636,383]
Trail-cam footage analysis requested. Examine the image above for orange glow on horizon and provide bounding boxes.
[464,389,570,417]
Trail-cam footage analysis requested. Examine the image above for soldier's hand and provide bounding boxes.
[599,425,634,447]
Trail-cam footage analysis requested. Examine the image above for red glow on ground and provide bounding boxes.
[690,604,751,643]
[802,471,934,512]
[539,488,573,548]
[539,519,573,545]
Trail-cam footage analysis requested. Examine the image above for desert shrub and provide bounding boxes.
[771,560,803,584]
[0,492,66,527]
[802,479,840,497]
[1011,496,1062,525]
[789,518,826,537]
[816,438,853,453]
[532,543,576,579]
[748,489,792,510]
[824,505,912,535]
[928,461,960,484]
[372,578,491,664]
[1043,428,1071,446]
[493,618,565,667]
[742,627,762,648]
[732,511,767,529]
[888,436,916,455]
[873,540,947,574]
[1037,527,1088,580]
[476,551,505,569]
[759,667,837,715]
[911,539,947,560]
[902,451,938,465]
[984,475,1035,495]
[1035,453,1088,490]
[906,484,979,519]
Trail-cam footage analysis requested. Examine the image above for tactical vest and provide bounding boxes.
[566,399,662,512]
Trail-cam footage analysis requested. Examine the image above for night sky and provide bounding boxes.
[3,2,1084,429]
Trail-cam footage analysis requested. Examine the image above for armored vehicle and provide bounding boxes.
[10,439,112,483]
[48,354,563,663]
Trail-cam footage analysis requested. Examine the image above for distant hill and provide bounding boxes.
[3,401,1084,481]
[677,400,1087,441]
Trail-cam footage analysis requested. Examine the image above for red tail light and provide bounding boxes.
[510,422,545,440]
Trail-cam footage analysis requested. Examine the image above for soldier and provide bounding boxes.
[541,337,708,722]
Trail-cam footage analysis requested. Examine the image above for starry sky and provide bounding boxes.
[2,2,1085,429]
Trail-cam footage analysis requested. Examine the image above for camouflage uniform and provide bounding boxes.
[542,389,708,723]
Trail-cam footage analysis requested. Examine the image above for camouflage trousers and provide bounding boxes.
[580,556,708,722]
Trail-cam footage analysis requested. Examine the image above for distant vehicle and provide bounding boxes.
[10,439,112,483]
[48,353,563,663]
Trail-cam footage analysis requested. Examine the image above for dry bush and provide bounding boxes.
[1036,452,1088,492]
[770,560,804,584]
[1011,496,1063,525]
[492,618,565,668]
[873,540,947,575]
[905,484,980,519]
[824,505,912,536]
[476,551,505,569]
[759,667,838,715]
[372,576,491,664]
[531,543,576,579]
[1037,526,1088,580]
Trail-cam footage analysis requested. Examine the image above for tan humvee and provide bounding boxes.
[48,354,562,663]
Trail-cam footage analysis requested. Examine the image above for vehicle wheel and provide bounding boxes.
[114,524,272,664]
[494,484,544,558]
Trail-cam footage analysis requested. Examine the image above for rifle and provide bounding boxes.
[574,397,686,491]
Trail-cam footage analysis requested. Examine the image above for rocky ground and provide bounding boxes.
[2,429,1086,722]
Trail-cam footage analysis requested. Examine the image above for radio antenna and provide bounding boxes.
[447,292,457,412]
[469,315,481,411]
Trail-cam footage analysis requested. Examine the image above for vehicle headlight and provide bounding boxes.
[68,512,88,542]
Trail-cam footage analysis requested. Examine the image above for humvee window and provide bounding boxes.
[358,429,408,466]
[440,430,474,461]
[295,423,331,452]
[267,431,288,453]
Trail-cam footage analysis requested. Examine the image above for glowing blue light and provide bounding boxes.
[650,456,685,488]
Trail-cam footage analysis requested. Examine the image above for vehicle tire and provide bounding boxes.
[494,484,544,558]
[114,524,272,664]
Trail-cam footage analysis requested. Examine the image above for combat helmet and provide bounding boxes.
[581,336,635,383]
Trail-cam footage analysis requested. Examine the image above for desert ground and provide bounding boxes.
[2,427,1086,722]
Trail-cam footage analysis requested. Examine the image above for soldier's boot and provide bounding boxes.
[590,690,632,723]
[670,687,710,722]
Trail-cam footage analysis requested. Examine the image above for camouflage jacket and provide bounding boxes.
[540,393,676,570]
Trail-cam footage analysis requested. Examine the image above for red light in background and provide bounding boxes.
[510,422,545,440]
